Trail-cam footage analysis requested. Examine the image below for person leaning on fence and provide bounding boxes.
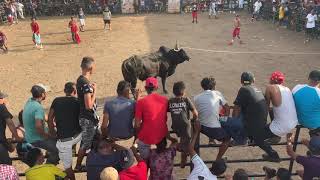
[134,77,169,160]
[47,82,82,180]
[287,135,320,179]
[233,72,281,162]
[101,80,136,141]
[75,57,99,172]
[187,123,227,180]
[25,147,67,180]
[264,71,298,144]
[148,137,178,180]
[22,84,60,165]
[168,81,199,168]
[292,70,320,130]
[194,77,231,161]
[305,10,318,43]
[86,139,134,180]
[0,91,22,165]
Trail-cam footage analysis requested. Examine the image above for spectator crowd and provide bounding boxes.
[0,56,320,180]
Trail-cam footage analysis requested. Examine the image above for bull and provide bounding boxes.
[121,44,190,96]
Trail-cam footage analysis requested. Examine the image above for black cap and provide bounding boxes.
[309,70,320,82]
[0,91,8,99]
[241,72,254,85]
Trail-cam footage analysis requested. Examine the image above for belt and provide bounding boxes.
[58,133,81,142]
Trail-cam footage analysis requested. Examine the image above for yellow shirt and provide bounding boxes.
[26,164,66,180]
[279,6,285,19]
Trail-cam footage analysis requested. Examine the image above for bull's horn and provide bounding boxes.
[174,40,180,51]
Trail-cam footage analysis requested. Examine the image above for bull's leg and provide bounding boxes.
[161,76,168,94]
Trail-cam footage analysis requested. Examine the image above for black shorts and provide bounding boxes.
[104,20,111,24]
[201,125,230,141]
[306,28,314,35]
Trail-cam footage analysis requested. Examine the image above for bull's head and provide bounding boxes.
[171,41,190,64]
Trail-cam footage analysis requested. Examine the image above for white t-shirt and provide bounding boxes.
[210,2,216,9]
[194,90,227,128]
[269,85,298,137]
[254,1,262,12]
[103,11,111,20]
[187,154,217,180]
[306,14,317,28]
[15,3,24,11]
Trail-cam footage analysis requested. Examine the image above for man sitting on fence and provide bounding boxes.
[264,71,298,143]
[233,72,281,162]
[194,77,231,160]
[292,70,320,130]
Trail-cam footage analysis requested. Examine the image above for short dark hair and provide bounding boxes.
[201,77,216,90]
[233,169,249,180]
[64,82,76,95]
[173,81,186,96]
[210,159,226,176]
[145,86,155,94]
[25,148,42,167]
[117,81,131,95]
[18,110,23,126]
[156,137,167,154]
[308,70,320,82]
[81,56,95,70]
[31,85,45,98]
[277,168,291,180]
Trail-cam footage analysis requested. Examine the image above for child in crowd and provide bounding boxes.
[0,31,8,53]
[78,8,85,32]
[103,7,112,30]
[192,3,198,23]
[148,137,178,179]
[30,18,43,49]
[229,14,243,45]
[168,81,199,168]
[263,166,291,180]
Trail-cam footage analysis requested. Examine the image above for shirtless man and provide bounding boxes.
[229,14,243,45]
[0,31,8,53]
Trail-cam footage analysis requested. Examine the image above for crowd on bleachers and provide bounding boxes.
[0,57,320,180]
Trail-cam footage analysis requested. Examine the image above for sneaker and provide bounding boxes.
[262,154,281,163]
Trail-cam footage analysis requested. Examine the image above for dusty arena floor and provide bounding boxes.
[1,12,320,179]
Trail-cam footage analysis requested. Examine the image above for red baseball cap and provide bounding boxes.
[145,77,158,88]
[270,71,285,84]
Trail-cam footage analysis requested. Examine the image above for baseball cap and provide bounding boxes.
[309,70,320,82]
[119,149,135,170]
[309,136,320,155]
[241,72,254,85]
[145,77,158,88]
[270,71,285,84]
[100,167,119,180]
[0,91,8,99]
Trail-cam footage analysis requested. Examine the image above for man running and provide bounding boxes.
[229,14,243,45]
[30,18,43,49]
[0,31,8,53]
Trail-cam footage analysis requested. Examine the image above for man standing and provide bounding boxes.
[305,10,317,43]
[229,14,243,45]
[194,77,231,160]
[209,0,217,19]
[23,84,59,165]
[15,1,25,19]
[75,57,99,171]
[68,17,81,44]
[103,7,112,30]
[101,80,135,140]
[78,8,85,32]
[233,72,280,162]
[0,91,22,165]
[252,0,262,21]
[30,18,43,49]
[134,77,168,159]
[292,70,320,129]
[48,82,81,180]
[265,71,298,142]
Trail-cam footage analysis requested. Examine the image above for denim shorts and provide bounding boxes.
[200,125,229,141]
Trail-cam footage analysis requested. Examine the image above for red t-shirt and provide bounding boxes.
[119,161,148,180]
[135,93,168,145]
[31,22,40,34]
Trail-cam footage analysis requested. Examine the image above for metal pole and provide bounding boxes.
[289,126,301,174]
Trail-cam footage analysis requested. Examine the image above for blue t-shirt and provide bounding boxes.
[292,84,320,129]
[22,98,46,143]
[103,96,135,139]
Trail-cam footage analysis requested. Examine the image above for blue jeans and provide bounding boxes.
[220,116,247,144]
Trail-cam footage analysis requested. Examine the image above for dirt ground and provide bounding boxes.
[1,12,320,179]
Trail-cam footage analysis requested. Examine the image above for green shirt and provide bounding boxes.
[22,98,46,143]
